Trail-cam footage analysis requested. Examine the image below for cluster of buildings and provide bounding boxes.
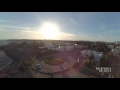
[80,50,103,62]
[5,40,120,62]
[107,44,120,55]
[43,42,89,51]
[45,42,75,51]
[42,42,104,62]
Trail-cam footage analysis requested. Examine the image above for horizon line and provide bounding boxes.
[0,39,117,43]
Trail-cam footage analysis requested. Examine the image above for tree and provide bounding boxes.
[88,54,94,62]
[100,55,111,67]
[100,56,106,67]
[19,58,35,72]
[85,54,97,70]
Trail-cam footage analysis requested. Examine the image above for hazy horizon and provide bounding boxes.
[0,12,120,42]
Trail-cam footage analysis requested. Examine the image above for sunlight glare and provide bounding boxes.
[41,22,59,39]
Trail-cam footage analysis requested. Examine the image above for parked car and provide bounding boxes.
[36,64,41,70]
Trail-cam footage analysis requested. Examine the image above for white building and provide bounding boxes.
[54,45,65,51]
[59,45,65,50]
[81,50,103,62]
[75,44,84,49]
[64,43,74,51]
[64,43,70,46]
[26,41,33,44]
[36,41,41,44]
[107,45,114,49]
[94,53,103,62]
[44,42,53,49]
[9,40,22,44]
[94,42,97,45]
[65,45,74,51]
[112,48,120,55]
[74,44,77,48]
[53,42,74,51]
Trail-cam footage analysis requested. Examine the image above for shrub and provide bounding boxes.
[44,57,65,65]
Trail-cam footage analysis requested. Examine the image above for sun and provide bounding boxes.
[41,22,59,39]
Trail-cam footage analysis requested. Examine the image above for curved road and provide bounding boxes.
[31,51,90,78]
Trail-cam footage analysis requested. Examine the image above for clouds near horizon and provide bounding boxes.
[0,12,120,42]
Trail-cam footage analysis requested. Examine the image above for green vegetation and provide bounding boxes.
[100,55,111,67]
[85,61,98,70]
[88,54,94,61]
[85,54,98,70]
[44,57,65,65]
[19,58,35,78]
[36,49,59,58]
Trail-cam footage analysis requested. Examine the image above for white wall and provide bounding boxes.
[66,45,74,51]
[112,48,120,54]
[44,43,53,49]
[108,45,114,49]
[76,45,83,49]
[81,50,103,61]
[64,43,70,46]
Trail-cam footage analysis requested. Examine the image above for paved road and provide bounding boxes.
[32,51,90,78]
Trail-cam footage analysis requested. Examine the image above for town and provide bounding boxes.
[0,39,120,78]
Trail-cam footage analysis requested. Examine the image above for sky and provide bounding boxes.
[0,12,120,42]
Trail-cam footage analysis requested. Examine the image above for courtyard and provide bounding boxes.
[31,51,90,78]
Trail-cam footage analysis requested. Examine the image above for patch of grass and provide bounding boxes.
[44,57,65,65]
